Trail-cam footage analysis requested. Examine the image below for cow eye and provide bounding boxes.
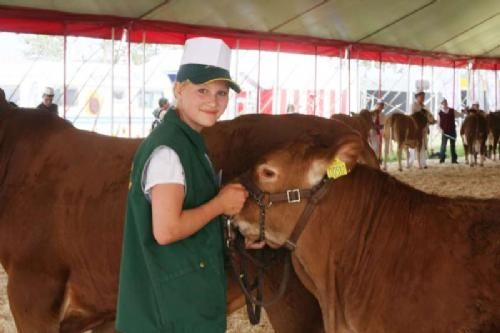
[262,167,275,178]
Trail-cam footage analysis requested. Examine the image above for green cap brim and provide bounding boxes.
[176,64,241,93]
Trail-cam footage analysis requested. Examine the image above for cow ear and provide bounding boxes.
[307,135,362,186]
[333,136,363,169]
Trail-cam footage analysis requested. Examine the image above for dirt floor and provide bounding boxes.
[0,271,15,333]
[2,159,500,332]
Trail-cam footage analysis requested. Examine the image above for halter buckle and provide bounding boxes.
[286,189,301,203]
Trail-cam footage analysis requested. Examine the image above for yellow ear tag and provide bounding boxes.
[326,158,348,179]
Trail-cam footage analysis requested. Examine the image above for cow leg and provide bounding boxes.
[473,141,479,166]
[462,135,469,165]
[384,138,391,170]
[383,137,389,171]
[415,148,422,169]
[494,134,500,161]
[397,145,403,171]
[464,145,469,164]
[480,142,486,166]
[7,268,66,333]
[407,148,414,169]
[486,133,492,159]
[421,145,428,168]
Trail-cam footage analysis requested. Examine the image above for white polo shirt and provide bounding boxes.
[141,146,185,201]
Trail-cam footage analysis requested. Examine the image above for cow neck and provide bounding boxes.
[412,111,428,129]
[295,165,430,276]
[0,109,15,190]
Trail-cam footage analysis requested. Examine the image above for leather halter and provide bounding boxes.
[239,172,331,251]
[226,172,331,325]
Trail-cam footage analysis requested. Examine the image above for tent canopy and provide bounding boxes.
[0,0,499,66]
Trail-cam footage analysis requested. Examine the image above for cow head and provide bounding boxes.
[422,109,437,125]
[234,135,362,248]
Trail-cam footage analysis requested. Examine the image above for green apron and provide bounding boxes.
[116,109,226,333]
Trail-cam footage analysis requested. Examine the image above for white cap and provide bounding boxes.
[180,37,231,71]
[472,100,479,105]
[376,98,384,105]
[43,87,55,96]
[177,37,240,92]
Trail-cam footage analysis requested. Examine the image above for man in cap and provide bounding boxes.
[438,98,463,164]
[36,87,59,116]
[151,97,170,131]
[411,90,426,114]
[469,101,482,113]
[407,90,429,166]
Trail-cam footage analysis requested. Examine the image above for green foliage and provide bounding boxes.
[23,35,64,60]
[22,35,161,65]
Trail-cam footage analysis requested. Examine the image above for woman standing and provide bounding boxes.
[116,37,259,333]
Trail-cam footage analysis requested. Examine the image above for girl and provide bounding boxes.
[116,37,258,333]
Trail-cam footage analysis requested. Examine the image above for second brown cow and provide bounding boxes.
[460,110,488,166]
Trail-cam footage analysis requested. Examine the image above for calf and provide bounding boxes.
[383,109,436,171]
[486,111,500,160]
[460,112,488,166]
[331,109,375,144]
[235,138,500,333]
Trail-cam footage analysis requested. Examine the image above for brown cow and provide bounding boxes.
[460,111,488,166]
[486,111,500,160]
[383,109,436,171]
[331,109,375,144]
[0,90,377,332]
[331,109,379,164]
[234,138,500,333]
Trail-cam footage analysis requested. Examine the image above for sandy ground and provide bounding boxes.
[2,159,500,332]
[0,271,15,333]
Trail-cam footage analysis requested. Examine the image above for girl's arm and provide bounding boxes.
[151,183,247,245]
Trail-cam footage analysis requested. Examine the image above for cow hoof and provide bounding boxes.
[424,166,428,169]
[398,168,403,172]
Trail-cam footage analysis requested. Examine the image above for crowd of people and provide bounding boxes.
[366,90,490,165]
[32,76,487,166]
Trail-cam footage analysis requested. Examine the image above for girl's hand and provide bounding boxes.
[216,183,248,215]
[244,238,266,249]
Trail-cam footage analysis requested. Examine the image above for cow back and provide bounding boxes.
[461,113,488,141]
